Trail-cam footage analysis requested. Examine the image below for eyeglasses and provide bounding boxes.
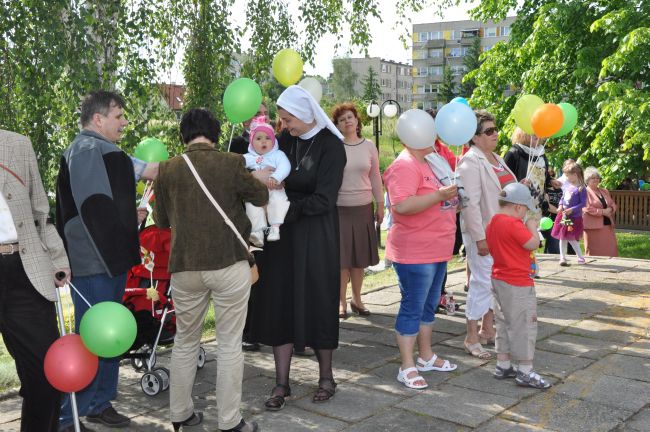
[479,127,499,136]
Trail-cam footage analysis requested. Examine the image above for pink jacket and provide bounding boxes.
[583,187,616,229]
[457,146,516,242]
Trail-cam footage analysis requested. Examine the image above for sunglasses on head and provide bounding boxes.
[479,127,499,136]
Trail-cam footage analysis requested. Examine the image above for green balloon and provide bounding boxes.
[552,103,578,138]
[539,216,554,231]
[80,302,137,358]
[134,137,169,162]
[642,183,650,191]
[512,94,544,135]
[223,78,263,123]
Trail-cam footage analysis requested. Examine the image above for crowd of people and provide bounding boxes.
[0,87,623,432]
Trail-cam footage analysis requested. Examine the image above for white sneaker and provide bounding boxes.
[267,226,280,241]
[249,230,264,247]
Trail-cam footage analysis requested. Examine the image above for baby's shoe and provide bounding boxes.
[267,225,280,241]
[249,230,264,247]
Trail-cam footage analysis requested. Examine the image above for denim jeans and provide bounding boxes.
[393,262,447,336]
[59,273,127,428]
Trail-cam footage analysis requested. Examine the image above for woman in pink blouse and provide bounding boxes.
[583,167,618,256]
[332,103,384,318]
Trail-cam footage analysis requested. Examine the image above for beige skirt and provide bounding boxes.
[338,204,380,269]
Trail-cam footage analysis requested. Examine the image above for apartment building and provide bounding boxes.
[349,57,413,105]
[411,16,516,110]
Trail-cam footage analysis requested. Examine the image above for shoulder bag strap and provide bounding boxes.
[181,154,250,252]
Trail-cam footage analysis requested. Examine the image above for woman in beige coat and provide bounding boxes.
[457,110,517,359]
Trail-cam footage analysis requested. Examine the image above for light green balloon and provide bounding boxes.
[512,94,544,135]
[134,137,168,162]
[551,102,578,138]
[223,78,263,123]
[539,216,554,231]
[80,302,137,358]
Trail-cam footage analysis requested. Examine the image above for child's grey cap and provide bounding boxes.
[499,183,535,211]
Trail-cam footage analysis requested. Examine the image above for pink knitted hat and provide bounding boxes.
[249,116,275,146]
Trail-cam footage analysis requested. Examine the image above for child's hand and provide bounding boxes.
[267,177,280,189]
[565,208,573,216]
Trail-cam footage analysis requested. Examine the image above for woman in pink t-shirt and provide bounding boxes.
[383,142,459,389]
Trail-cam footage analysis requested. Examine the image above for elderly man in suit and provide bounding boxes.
[0,129,70,431]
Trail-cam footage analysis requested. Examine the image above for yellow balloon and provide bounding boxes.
[136,181,146,195]
[272,49,303,87]
[512,94,544,135]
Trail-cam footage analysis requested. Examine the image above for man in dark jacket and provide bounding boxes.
[56,91,156,432]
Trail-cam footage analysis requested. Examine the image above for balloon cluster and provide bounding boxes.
[222,48,322,124]
[512,95,578,138]
[395,97,476,149]
[44,302,137,393]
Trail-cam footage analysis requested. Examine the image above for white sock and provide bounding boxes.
[568,239,584,259]
[497,360,511,369]
[518,363,533,374]
[559,239,567,261]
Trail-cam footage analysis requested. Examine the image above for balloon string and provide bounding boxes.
[227,124,235,152]
[66,281,93,308]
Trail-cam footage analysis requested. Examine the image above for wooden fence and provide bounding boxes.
[610,191,650,230]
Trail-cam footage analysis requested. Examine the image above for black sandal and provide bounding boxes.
[172,412,203,431]
[312,377,337,403]
[264,383,291,411]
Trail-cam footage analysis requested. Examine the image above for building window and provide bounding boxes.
[429,31,443,40]
[500,26,510,37]
[418,32,428,42]
[482,45,493,52]
[451,65,467,76]
[429,66,443,76]
[449,47,463,57]
[415,67,428,77]
[414,50,427,59]
[485,27,497,37]
[428,48,443,58]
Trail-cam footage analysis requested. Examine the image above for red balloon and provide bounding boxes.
[44,334,98,393]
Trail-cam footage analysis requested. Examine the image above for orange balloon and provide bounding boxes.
[531,104,564,138]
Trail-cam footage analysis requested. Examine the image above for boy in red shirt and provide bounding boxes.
[485,182,551,389]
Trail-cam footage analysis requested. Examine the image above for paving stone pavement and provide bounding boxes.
[1,255,648,431]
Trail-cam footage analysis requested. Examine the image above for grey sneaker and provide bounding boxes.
[493,365,517,380]
[515,370,551,389]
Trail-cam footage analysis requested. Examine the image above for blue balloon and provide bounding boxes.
[640,180,645,187]
[451,96,469,106]
[434,103,477,146]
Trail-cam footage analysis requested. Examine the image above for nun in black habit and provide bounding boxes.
[247,85,346,409]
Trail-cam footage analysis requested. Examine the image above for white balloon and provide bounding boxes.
[367,103,380,118]
[298,77,323,103]
[396,109,437,149]
[383,103,398,118]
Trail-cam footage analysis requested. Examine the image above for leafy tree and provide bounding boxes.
[460,36,482,98]
[465,0,650,187]
[0,0,432,189]
[361,66,381,101]
[438,66,456,104]
[331,58,359,101]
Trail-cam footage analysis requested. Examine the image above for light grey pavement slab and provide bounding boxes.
[1,255,649,431]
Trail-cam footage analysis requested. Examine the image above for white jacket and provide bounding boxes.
[244,139,291,182]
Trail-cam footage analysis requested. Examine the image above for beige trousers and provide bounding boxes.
[169,260,251,430]
[491,279,537,362]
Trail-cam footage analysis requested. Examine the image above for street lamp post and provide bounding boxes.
[366,99,402,248]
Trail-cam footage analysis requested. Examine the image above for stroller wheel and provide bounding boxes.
[141,371,163,396]
[197,346,206,369]
[131,357,145,371]
[153,367,170,391]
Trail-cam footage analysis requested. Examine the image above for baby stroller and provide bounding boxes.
[123,225,206,396]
